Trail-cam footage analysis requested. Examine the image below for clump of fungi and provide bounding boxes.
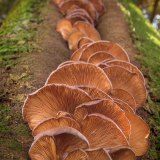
[22,0,150,159]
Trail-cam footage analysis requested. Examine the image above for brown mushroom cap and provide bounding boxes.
[77,37,93,48]
[114,98,134,113]
[66,8,94,25]
[65,149,88,160]
[110,89,137,110]
[59,0,98,22]
[74,21,101,41]
[98,63,109,69]
[103,66,147,107]
[58,60,75,68]
[125,112,150,156]
[106,60,145,84]
[32,128,89,159]
[80,41,130,62]
[65,149,112,160]
[68,31,85,51]
[70,44,88,61]
[79,86,112,100]
[81,114,128,149]
[74,99,131,140]
[88,51,115,64]
[46,62,112,93]
[29,135,56,160]
[86,149,112,160]
[56,18,74,40]
[32,116,81,136]
[66,13,92,25]
[22,84,91,129]
[109,147,136,160]
[53,0,64,5]
[89,0,105,16]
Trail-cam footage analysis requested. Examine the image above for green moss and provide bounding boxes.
[0,105,12,135]
[119,1,160,159]
[0,139,22,152]
[0,0,46,67]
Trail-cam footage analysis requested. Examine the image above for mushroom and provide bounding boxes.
[125,112,150,156]
[65,149,112,160]
[70,44,88,61]
[73,21,101,41]
[22,84,91,129]
[46,62,112,93]
[81,114,128,149]
[106,60,145,84]
[109,147,136,160]
[66,13,92,25]
[58,0,98,22]
[77,37,93,48]
[56,18,74,40]
[89,0,105,16]
[66,8,94,25]
[110,89,137,110]
[86,149,112,160]
[79,86,112,100]
[98,63,109,69]
[68,31,85,51]
[58,60,75,68]
[103,66,147,108]
[74,99,131,140]
[53,0,63,5]
[29,135,57,160]
[32,116,81,136]
[65,149,88,160]
[114,98,134,113]
[30,128,89,159]
[88,51,115,64]
[80,41,130,62]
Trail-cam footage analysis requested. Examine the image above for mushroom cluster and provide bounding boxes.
[23,0,150,159]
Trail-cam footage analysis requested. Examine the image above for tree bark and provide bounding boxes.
[150,0,159,23]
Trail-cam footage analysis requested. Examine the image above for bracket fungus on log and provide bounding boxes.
[58,0,98,22]
[66,8,94,25]
[46,62,112,93]
[73,21,101,41]
[87,51,115,65]
[110,89,137,110]
[103,66,147,108]
[79,41,130,62]
[22,84,91,129]
[56,19,74,40]
[77,37,93,48]
[74,99,131,140]
[24,0,150,159]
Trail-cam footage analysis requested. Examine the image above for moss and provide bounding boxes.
[0,139,22,152]
[0,0,46,67]
[0,105,12,135]
[119,1,160,159]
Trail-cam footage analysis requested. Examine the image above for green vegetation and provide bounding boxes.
[0,0,45,67]
[120,1,160,159]
[0,0,47,159]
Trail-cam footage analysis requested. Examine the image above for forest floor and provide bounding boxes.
[0,0,160,159]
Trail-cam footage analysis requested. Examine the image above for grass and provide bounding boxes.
[0,0,45,67]
[119,1,160,159]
